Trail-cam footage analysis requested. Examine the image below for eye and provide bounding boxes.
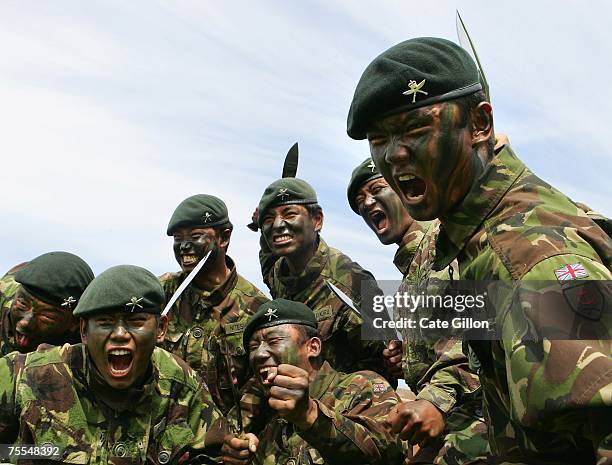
[367,134,387,147]
[191,233,202,240]
[39,314,59,324]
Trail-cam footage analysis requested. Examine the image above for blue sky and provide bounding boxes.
[1,0,611,295]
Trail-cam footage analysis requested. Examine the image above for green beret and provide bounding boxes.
[243,298,318,349]
[347,37,482,140]
[14,251,94,309]
[257,178,318,227]
[74,265,164,317]
[167,194,230,235]
[347,157,383,214]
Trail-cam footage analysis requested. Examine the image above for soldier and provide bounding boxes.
[221,298,404,465]
[252,177,388,377]
[0,264,227,465]
[348,159,489,464]
[0,251,94,356]
[347,37,612,463]
[160,194,268,415]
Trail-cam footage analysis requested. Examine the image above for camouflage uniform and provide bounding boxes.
[250,361,403,465]
[0,343,227,465]
[0,263,27,356]
[395,223,489,464]
[433,145,612,464]
[159,256,268,414]
[260,237,387,376]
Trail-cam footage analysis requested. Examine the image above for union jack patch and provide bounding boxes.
[554,263,589,281]
[372,383,386,393]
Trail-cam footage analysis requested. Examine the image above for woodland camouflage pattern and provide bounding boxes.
[435,144,612,464]
[0,344,227,465]
[0,263,27,356]
[260,237,388,376]
[159,256,268,414]
[395,221,489,464]
[250,361,404,465]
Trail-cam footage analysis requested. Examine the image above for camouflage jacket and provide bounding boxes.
[0,344,227,465]
[159,256,268,414]
[251,361,403,465]
[434,144,612,464]
[0,263,27,357]
[260,237,387,376]
[395,223,489,464]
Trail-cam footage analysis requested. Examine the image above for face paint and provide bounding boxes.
[260,205,320,258]
[355,177,414,245]
[82,311,159,390]
[248,324,308,394]
[367,102,482,221]
[172,226,219,272]
[9,287,76,352]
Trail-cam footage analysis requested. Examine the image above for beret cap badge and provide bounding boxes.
[126,296,144,311]
[61,296,77,309]
[203,212,213,223]
[402,79,428,103]
[276,188,290,200]
[367,160,376,172]
[265,308,278,321]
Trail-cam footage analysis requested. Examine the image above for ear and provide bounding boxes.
[156,315,169,343]
[306,336,322,359]
[219,227,232,251]
[312,210,324,233]
[471,101,493,146]
[79,318,88,344]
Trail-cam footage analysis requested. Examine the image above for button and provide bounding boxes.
[192,327,203,339]
[475,408,483,417]
[234,346,245,356]
[286,459,297,465]
[158,450,170,464]
[113,442,126,457]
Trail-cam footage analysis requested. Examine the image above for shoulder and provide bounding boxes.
[152,346,203,393]
[158,271,182,290]
[480,169,611,279]
[233,274,269,304]
[336,369,396,398]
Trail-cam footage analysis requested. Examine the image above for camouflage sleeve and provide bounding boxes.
[500,255,612,445]
[230,376,272,434]
[258,235,278,291]
[184,381,229,462]
[0,351,24,445]
[410,339,480,413]
[296,374,403,465]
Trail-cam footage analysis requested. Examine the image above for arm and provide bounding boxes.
[0,352,23,447]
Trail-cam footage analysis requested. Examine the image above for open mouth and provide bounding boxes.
[397,174,427,203]
[369,210,388,234]
[258,366,277,385]
[272,234,293,247]
[181,255,199,267]
[107,348,134,377]
[14,331,31,349]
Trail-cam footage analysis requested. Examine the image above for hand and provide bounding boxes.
[267,364,318,429]
[383,340,403,379]
[221,433,259,465]
[385,399,445,446]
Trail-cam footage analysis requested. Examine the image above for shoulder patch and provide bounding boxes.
[314,307,333,321]
[562,281,605,321]
[372,382,387,393]
[224,322,246,335]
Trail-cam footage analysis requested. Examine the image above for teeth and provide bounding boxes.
[109,349,131,356]
[182,256,197,264]
[259,368,268,375]
[398,174,416,182]
[274,235,292,242]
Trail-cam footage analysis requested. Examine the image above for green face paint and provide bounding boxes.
[355,177,414,245]
[9,287,76,352]
[260,205,319,258]
[83,311,159,390]
[367,102,481,222]
[172,226,219,272]
[248,324,308,394]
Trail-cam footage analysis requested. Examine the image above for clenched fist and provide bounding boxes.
[383,339,403,379]
[385,399,445,446]
[221,433,259,465]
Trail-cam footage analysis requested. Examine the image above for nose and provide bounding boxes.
[250,341,271,366]
[364,193,377,209]
[15,313,34,333]
[179,240,193,253]
[110,321,130,342]
[385,136,409,165]
[272,214,286,230]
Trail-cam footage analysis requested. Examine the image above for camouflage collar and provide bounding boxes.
[393,221,431,275]
[308,361,339,400]
[276,237,329,293]
[434,145,525,271]
[0,303,16,356]
[188,255,239,308]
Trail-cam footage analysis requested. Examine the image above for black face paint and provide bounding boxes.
[260,205,319,258]
[172,226,219,272]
